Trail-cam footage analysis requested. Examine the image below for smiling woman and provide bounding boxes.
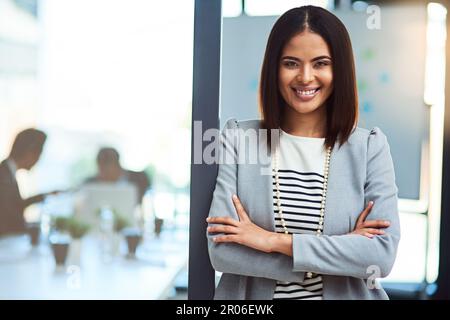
[259,5,358,149]
[278,31,333,137]
[207,5,400,300]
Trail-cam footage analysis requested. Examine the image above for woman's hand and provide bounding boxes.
[349,201,390,238]
[207,195,274,253]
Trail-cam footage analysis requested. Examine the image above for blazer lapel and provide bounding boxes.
[322,144,354,236]
[260,150,276,232]
[240,135,275,232]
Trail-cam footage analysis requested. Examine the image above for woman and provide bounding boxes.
[207,6,400,300]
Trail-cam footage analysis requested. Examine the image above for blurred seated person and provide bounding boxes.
[85,147,150,203]
[0,129,57,236]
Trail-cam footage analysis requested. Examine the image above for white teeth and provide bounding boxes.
[296,88,319,96]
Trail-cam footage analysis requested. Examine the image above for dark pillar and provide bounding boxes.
[188,0,222,300]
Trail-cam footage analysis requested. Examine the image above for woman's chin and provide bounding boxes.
[289,102,324,115]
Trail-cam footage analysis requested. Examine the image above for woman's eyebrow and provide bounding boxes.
[281,55,332,62]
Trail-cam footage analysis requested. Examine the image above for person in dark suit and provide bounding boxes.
[0,128,54,236]
[85,147,150,203]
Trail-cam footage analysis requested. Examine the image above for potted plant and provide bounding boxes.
[52,216,90,238]
[113,211,131,233]
[53,216,71,233]
[66,217,90,266]
[52,216,90,266]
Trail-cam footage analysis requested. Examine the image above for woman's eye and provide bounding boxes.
[283,61,298,68]
[315,61,330,68]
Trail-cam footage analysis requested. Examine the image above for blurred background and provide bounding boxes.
[0,0,192,299]
[0,0,449,299]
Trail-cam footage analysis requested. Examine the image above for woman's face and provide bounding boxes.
[278,31,333,116]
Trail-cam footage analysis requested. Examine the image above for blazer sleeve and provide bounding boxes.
[291,127,401,278]
[23,194,45,208]
[207,119,306,283]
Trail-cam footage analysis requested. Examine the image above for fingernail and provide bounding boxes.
[369,201,373,205]
[380,230,385,234]
[213,237,217,242]
[207,227,211,231]
[232,194,237,200]
[384,221,390,226]
[206,217,211,222]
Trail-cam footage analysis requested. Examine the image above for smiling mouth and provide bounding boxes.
[293,87,320,95]
[292,87,321,99]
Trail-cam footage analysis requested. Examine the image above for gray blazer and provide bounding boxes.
[207,119,401,300]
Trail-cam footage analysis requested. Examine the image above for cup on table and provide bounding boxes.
[49,233,71,266]
[26,222,41,246]
[122,228,142,259]
[154,218,164,237]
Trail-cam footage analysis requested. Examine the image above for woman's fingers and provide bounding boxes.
[352,228,385,238]
[356,201,374,226]
[361,220,390,228]
[363,228,385,235]
[232,194,249,222]
[206,194,250,229]
[206,216,239,227]
[352,230,374,238]
[212,234,240,244]
[207,225,239,234]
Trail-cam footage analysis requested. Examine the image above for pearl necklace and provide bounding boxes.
[272,133,331,278]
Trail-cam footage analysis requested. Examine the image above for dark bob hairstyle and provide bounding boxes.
[259,5,358,149]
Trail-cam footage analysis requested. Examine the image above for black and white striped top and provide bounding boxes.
[272,130,327,300]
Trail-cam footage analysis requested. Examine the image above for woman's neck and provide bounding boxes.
[281,105,327,138]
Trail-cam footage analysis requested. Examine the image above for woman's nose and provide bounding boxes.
[296,65,314,83]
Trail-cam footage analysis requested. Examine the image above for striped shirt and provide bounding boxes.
[272,129,327,300]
